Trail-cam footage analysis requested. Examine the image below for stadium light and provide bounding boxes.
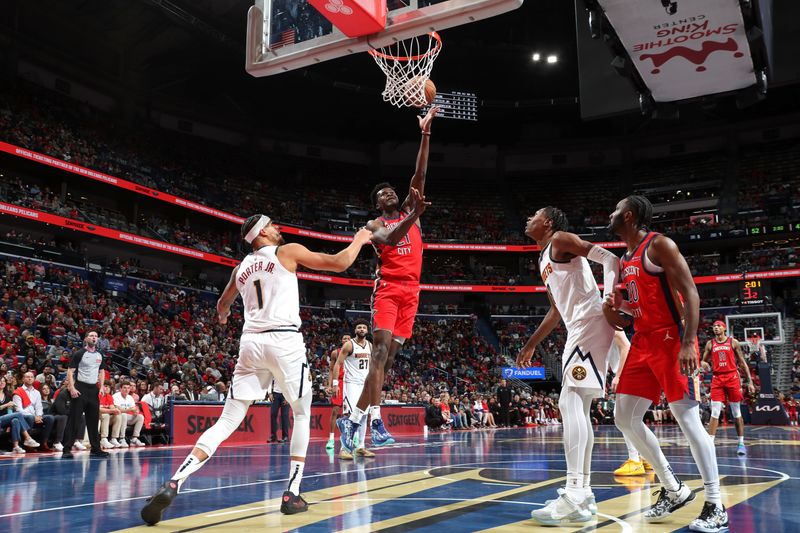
[546,55,558,64]
[532,53,541,62]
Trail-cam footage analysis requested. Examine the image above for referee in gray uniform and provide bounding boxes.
[62,331,110,458]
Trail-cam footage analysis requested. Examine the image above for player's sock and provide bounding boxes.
[615,394,680,491]
[738,436,744,445]
[357,417,369,448]
[328,432,334,441]
[623,434,640,462]
[670,398,721,506]
[287,460,305,496]
[349,406,367,425]
[369,406,382,420]
[172,454,208,489]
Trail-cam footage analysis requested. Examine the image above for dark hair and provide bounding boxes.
[353,318,369,329]
[240,214,263,241]
[540,206,569,232]
[370,182,394,208]
[624,195,653,230]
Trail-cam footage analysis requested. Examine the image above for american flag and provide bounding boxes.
[274,28,295,48]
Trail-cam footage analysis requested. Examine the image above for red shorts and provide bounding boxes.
[711,373,743,403]
[331,383,343,407]
[616,324,700,405]
[371,280,420,340]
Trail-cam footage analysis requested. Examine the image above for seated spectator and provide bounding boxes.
[472,396,486,427]
[440,393,453,429]
[113,382,145,447]
[99,382,124,449]
[0,375,39,452]
[50,381,87,452]
[484,397,498,427]
[12,371,54,450]
[142,383,167,427]
[425,397,445,430]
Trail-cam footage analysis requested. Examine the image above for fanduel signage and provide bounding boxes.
[502,367,545,380]
[598,0,756,101]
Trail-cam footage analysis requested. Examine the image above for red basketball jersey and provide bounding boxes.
[620,232,684,333]
[711,337,738,375]
[373,211,423,283]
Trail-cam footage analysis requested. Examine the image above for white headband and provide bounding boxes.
[244,215,271,244]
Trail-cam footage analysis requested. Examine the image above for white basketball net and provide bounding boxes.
[369,32,442,108]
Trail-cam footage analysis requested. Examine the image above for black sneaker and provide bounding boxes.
[90,450,111,458]
[280,491,308,515]
[61,451,74,459]
[689,502,729,532]
[141,480,179,525]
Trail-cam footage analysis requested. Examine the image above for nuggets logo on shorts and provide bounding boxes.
[572,366,587,381]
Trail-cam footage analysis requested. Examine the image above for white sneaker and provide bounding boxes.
[545,488,596,516]
[100,438,112,449]
[130,438,146,447]
[12,445,26,454]
[53,442,64,451]
[531,493,592,525]
[23,438,40,448]
[109,438,120,448]
[73,441,87,451]
[118,439,130,448]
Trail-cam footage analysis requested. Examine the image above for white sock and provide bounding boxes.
[566,474,584,502]
[623,434,640,462]
[287,460,305,496]
[670,398,721,506]
[369,405,381,420]
[172,453,207,489]
[349,406,366,425]
[357,417,369,448]
[738,436,744,445]
[328,432,334,440]
[583,474,592,498]
[615,394,680,491]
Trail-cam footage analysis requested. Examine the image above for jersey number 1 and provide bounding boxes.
[253,280,264,309]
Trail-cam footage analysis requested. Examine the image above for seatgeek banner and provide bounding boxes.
[170,403,426,446]
[598,0,756,102]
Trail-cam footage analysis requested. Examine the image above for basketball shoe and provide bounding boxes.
[371,419,395,446]
[356,447,376,458]
[141,480,178,525]
[280,491,308,515]
[545,488,597,516]
[339,448,353,460]
[325,437,335,450]
[736,442,746,456]
[644,482,695,522]
[337,418,357,452]
[614,459,646,476]
[689,502,729,532]
[531,493,592,525]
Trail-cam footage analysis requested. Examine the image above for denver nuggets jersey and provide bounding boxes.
[235,245,301,333]
[343,338,371,385]
[539,241,605,337]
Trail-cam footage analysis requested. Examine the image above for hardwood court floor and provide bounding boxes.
[1,424,798,532]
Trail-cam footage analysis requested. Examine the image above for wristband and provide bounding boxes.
[421,131,431,136]
[332,379,339,386]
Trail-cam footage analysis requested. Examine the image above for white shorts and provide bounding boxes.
[343,380,366,415]
[561,322,614,397]
[231,331,310,403]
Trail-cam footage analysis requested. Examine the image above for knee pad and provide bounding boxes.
[710,401,723,419]
[729,402,741,419]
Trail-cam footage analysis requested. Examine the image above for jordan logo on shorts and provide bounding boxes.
[663,331,674,341]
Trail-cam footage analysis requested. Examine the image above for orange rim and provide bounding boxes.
[368,31,442,61]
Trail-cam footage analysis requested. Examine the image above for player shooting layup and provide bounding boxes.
[339,107,439,453]
[141,215,371,525]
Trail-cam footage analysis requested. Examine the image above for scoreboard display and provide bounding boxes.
[421,91,478,122]
[739,280,768,306]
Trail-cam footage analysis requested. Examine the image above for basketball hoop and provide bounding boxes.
[369,31,442,108]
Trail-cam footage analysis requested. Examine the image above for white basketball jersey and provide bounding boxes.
[343,338,371,385]
[235,245,301,333]
[539,241,604,337]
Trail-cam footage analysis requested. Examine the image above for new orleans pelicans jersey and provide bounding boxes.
[235,245,301,333]
[711,337,738,376]
[343,338,371,385]
[539,240,613,395]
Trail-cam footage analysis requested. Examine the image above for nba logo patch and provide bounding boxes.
[572,366,587,381]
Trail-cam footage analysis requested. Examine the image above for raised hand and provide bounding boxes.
[418,106,440,133]
[408,187,431,217]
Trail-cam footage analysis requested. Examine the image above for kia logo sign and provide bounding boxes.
[755,405,781,412]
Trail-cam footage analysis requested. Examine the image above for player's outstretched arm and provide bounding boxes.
[217,266,240,324]
[369,187,430,246]
[517,292,561,368]
[278,228,372,273]
[650,235,700,376]
[551,231,620,301]
[402,106,439,212]
[610,330,631,392]
[732,339,756,394]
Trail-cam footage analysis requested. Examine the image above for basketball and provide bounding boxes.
[402,76,437,108]
[424,78,437,105]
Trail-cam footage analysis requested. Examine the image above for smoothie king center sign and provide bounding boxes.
[598,0,756,102]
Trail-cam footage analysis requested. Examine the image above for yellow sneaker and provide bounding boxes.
[339,448,353,460]
[642,459,653,471]
[355,447,376,458]
[614,459,646,476]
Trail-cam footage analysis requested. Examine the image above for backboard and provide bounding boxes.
[725,312,784,346]
[246,0,524,77]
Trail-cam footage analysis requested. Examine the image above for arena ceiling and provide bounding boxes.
[2,1,799,144]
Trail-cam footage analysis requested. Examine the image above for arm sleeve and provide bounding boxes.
[586,245,620,300]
